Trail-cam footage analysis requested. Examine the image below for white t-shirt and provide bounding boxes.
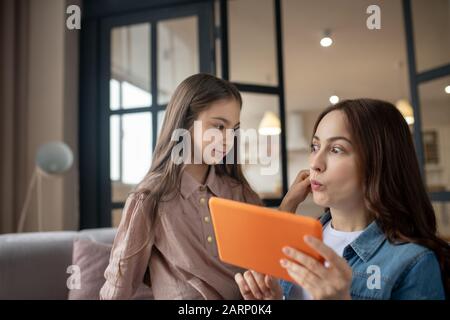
[288,220,365,300]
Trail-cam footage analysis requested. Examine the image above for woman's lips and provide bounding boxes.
[310,179,325,191]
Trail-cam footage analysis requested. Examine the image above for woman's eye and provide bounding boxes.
[216,124,225,130]
[331,146,343,154]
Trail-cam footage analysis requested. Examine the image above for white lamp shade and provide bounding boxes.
[395,99,414,125]
[36,142,73,175]
[258,111,281,135]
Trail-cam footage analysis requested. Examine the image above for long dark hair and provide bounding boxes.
[122,73,259,260]
[312,98,450,296]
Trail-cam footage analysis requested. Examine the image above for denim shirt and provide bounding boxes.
[280,211,446,300]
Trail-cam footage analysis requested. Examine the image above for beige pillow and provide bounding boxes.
[68,237,153,300]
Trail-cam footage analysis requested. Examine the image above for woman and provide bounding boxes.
[235,98,449,300]
[100,73,262,299]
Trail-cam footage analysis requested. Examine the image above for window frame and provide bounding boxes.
[218,0,289,207]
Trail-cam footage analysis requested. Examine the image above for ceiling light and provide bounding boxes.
[445,85,450,94]
[320,37,333,47]
[320,29,333,47]
[329,95,339,104]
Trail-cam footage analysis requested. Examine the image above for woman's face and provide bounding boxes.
[309,110,364,210]
[192,98,241,164]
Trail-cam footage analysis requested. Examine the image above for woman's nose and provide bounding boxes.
[310,153,325,173]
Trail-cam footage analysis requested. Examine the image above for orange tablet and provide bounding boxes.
[209,197,324,282]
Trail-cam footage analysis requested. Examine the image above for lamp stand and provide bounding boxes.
[17,166,44,233]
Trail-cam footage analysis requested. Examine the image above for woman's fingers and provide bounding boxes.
[282,247,327,279]
[280,258,319,291]
[234,273,255,300]
[280,239,353,300]
[243,270,265,299]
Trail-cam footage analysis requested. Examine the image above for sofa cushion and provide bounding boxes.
[0,231,78,300]
[68,237,153,300]
[79,228,117,244]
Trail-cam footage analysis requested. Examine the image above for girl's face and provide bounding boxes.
[192,98,241,164]
[309,110,364,210]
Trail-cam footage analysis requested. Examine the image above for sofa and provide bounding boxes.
[0,228,118,300]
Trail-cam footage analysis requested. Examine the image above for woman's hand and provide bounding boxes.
[235,270,283,300]
[280,235,352,300]
[279,170,311,213]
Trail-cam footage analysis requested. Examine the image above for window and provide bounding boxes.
[79,1,214,228]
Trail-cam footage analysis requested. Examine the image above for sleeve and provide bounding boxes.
[99,193,155,300]
[390,251,446,300]
[279,279,294,300]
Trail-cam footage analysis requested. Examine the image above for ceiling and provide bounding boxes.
[229,0,449,113]
[111,0,450,118]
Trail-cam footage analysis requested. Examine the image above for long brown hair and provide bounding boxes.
[130,73,258,235]
[312,98,450,296]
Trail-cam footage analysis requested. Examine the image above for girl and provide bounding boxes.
[235,98,449,300]
[100,73,262,299]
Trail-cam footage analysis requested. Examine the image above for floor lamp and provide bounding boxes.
[17,142,73,232]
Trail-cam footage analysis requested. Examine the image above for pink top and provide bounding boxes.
[100,166,262,299]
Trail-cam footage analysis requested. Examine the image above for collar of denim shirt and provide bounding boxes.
[319,210,386,263]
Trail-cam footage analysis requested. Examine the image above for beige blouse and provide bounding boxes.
[100,165,262,300]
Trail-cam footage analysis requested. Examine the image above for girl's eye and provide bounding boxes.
[310,143,319,153]
[216,124,225,130]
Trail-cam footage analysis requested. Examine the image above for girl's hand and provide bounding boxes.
[279,170,311,213]
[235,270,283,300]
[280,236,352,300]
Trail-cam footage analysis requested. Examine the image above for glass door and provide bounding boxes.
[217,0,288,207]
[98,3,214,227]
[403,0,450,240]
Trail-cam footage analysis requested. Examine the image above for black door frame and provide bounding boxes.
[218,0,289,207]
[79,0,215,229]
[402,0,450,203]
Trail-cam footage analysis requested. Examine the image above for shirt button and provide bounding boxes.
[199,197,206,205]
[204,216,210,223]
[207,236,213,243]
[199,185,206,192]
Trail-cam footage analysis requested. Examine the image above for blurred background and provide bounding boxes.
[1,0,449,239]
